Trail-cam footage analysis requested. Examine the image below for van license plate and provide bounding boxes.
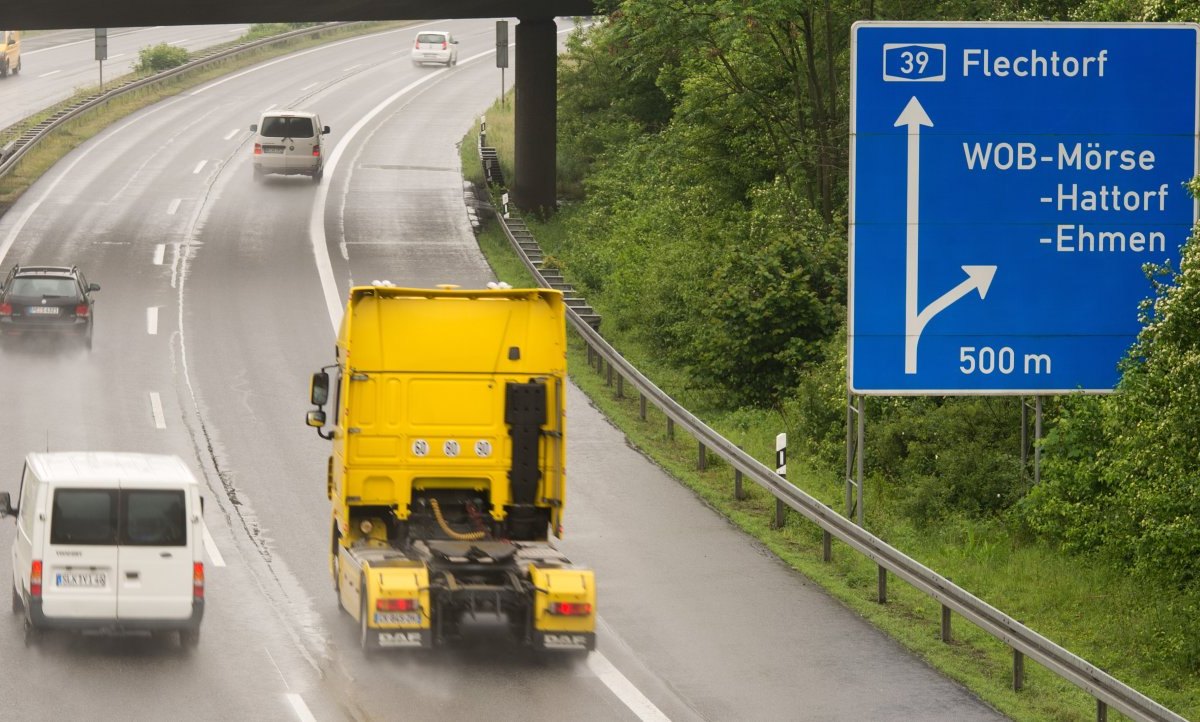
[262,146,284,154]
[27,307,59,315]
[56,573,106,588]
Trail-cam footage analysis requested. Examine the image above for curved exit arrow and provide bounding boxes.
[897,96,997,374]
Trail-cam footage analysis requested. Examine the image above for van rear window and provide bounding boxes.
[259,116,315,138]
[121,490,186,547]
[51,489,117,545]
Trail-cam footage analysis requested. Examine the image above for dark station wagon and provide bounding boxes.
[0,265,99,349]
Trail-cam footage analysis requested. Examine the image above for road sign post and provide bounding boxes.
[849,22,1200,395]
[95,28,107,91]
[496,20,509,106]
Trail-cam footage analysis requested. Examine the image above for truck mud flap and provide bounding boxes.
[533,630,595,652]
[377,628,433,649]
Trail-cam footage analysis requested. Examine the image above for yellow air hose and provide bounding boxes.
[429,498,486,541]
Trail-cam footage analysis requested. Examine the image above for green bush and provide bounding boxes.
[134,43,189,74]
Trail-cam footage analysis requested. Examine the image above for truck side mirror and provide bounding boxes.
[306,409,327,428]
[88,282,100,292]
[322,126,331,135]
[0,492,13,517]
[310,371,329,406]
[249,124,258,132]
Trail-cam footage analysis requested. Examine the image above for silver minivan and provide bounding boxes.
[1,452,206,647]
[250,110,330,183]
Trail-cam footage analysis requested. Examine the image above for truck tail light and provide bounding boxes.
[253,143,263,155]
[193,562,204,599]
[376,598,418,612]
[548,601,591,616]
[30,560,42,598]
[312,144,320,157]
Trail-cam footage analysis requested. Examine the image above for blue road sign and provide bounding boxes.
[849,22,1199,394]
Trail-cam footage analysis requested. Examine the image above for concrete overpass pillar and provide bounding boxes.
[513,16,557,215]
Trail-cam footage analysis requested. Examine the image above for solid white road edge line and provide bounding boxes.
[308,25,668,722]
[153,244,166,265]
[201,522,226,567]
[149,391,166,429]
[588,652,672,722]
[147,306,158,335]
[285,694,317,722]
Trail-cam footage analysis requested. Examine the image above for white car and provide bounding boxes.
[2,452,206,647]
[412,31,458,67]
[250,110,330,183]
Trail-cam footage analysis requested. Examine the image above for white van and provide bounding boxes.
[0,452,205,647]
[250,110,330,183]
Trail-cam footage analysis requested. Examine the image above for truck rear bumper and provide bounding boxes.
[533,630,596,652]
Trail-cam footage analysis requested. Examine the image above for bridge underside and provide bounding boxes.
[0,1,596,29]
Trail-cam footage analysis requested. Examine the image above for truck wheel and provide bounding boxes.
[11,584,22,613]
[360,577,377,653]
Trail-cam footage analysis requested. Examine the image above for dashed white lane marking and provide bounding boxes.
[223,128,239,141]
[167,198,181,215]
[38,70,61,78]
[300,82,318,91]
[285,694,316,722]
[201,522,226,567]
[146,306,158,335]
[588,653,672,722]
[149,392,166,429]
[192,160,207,174]
[175,38,191,44]
[342,63,361,71]
[264,103,277,111]
[109,53,125,60]
[153,244,166,265]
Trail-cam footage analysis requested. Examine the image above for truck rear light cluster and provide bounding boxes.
[253,143,263,155]
[193,562,204,599]
[30,560,42,598]
[548,601,591,616]
[312,145,320,157]
[376,598,418,612]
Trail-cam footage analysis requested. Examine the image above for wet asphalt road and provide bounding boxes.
[0,18,1007,722]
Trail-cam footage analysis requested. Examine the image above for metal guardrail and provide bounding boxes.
[482,144,1186,722]
[0,22,358,176]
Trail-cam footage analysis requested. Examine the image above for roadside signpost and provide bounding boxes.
[95,28,107,91]
[849,22,1200,395]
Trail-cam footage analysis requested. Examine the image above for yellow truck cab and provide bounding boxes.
[306,286,596,653]
[0,31,21,77]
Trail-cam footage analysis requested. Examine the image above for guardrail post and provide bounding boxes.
[616,374,624,398]
[587,345,594,368]
[774,499,786,529]
[698,442,707,471]
[941,604,952,642]
[734,468,744,500]
[822,530,832,562]
[1013,648,1024,691]
[1097,700,1107,722]
[666,418,675,440]
[639,393,647,421]
[606,362,613,387]
[877,565,887,603]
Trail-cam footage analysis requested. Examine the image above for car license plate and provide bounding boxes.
[27,306,59,315]
[375,611,421,626]
[263,146,284,154]
[56,573,106,588]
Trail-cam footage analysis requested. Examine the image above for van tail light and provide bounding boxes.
[312,145,320,157]
[442,41,447,50]
[193,562,204,600]
[548,601,591,616]
[0,302,10,316]
[74,304,89,317]
[253,143,263,156]
[414,39,419,49]
[30,560,42,598]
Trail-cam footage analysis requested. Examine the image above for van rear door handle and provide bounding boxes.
[125,571,139,580]
[160,552,172,558]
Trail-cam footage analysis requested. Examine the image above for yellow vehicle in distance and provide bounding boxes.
[0,31,20,77]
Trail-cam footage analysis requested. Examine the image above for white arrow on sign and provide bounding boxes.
[895,96,997,374]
